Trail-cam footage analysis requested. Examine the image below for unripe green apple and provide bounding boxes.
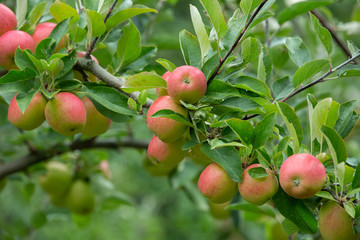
[66,180,95,215]
[209,201,231,219]
[265,222,288,240]
[146,95,189,143]
[147,135,186,168]
[188,144,212,165]
[143,156,175,177]
[156,71,171,97]
[318,200,356,240]
[279,153,326,199]
[73,52,99,82]
[81,96,111,137]
[8,92,47,130]
[38,161,72,197]
[0,30,35,70]
[45,92,86,136]
[0,4,17,36]
[0,178,6,192]
[238,164,279,206]
[198,162,237,203]
[167,65,207,104]
[32,22,67,52]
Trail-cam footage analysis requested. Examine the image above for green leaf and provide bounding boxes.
[272,76,293,101]
[190,4,210,61]
[315,191,335,200]
[28,2,47,25]
[225,118,255,145]
[334,100,359,138]
[55,80,82,91]
[277,0,333,25]
[206,80,239,100]
[126,45,157,72]
[49,2,79,23]
[49,18,70,53]
[352,163,360,189]
[337,65,360,78]
[35,38,56,60]
[106,7,157,30]
[273,188,318,234]
[292,59,329,88]
[310,13,333,55]
[151,109,194,128]
[57,50,77,79]
[273,136,293,166]
[208,138,247,149]
[179,30,202,69]
[241,37,262,64]
[101,193,132,210]
[156,58,177,72]
[0,68,36,93]
[228,75,272,99]
[253,112,276,149]
[16,0,27,28]
[123,72,166,93]
[223,10,246,50]
[201,50,227,80]
[256,148,271,168]
[15,48,38,72]
[282,218,299,236]
[347,40,359,56]
[30,211,47,229]
[322,125,347,164]
[117,21,141,69]
[337,162,346,193]
[240,0,263,16]
[344,203,356,218]
[285,37,311,67]
[138,90,147,107]
[16,89,39,114]
[257,47,272,83]
[248,167,268,179]
[227,203,275,217]
[199,0,227,38]
[127,98,138,111]
[85,9,106,37]
[217,97,264,115]
[201,142,242,182]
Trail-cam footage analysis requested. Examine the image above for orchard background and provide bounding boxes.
[1,0,360,239]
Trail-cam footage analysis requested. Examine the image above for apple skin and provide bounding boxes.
[198,162,237,203]
[143,156,175,177]
[45,92,86,136]
[147,135,186,168]
[0,4,17,37]
[66,180,95,215]
[188,144,212,165]
[209,201,231,219]
[156,71,171,97]
[32,22,67,52]
[279,153,326,199]
[73,51,99,82]
[146,95,189,143]
[238,164,279,206]
[0,30,35,70]
[318,200,356,240]
[167,65,207,104]
[81,96,111,137]
[8,92,47,130]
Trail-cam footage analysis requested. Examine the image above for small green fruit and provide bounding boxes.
[66,180,95,215]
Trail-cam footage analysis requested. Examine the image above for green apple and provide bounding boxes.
[0,3,17,36]
[66,180,95,215]
[209,201,231,219]
[8,92,47,130]
[188,144,212,165]
[143,156,175,177]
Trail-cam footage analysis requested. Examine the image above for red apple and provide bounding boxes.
[238,164,279,206]
[74,51,99,82]
[167,65,207,104]
[156,71,171,97]
[147,135,186,168]
[8,92,47,130]
[0,30,35,70]
[279,153,326,199]
[81,96,111,137]
[146,95,189,143]
[198,162,237,203]
[318,200,356,240]
[45,92,86,136]
[32,22,67,52]
[0,3,17,36]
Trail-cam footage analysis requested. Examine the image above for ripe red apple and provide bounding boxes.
[167,65,207,104]
[0,4,17,36]
[45,92,86,136]
[318,200,356,240]
[279,153,326,199]
[8,92,47,130]
[198,162,237,203]
[156,71,171,97]
[66,180,95,215]
[32,22,67,52]
[0,30,35,70]
[73,51,99,82]
[238,164,279,206]
[147,135,186,168]
[81,96,111,137]
[146,95,189,143]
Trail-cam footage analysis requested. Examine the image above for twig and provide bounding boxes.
[208,0,269,83]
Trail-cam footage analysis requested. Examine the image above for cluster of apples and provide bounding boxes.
[38,161,95,215]
[146,65,207,172]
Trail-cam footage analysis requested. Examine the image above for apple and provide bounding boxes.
[66,180,95,215]
[8,92,47,130]
[0,3,17,36]
[238,164,279,206]
[318,200,356,240]
[146,95,189,143]
[188,144,212,165]
[198,162,237,203]
[81,96,111,137]
[143,156,175,177]
[156,71,171,97]
[38,161,72,197]
[167,65,207,104]
[265,222,289,240]
[147,135,186,168]
[279,153,326,199]
[45,92,86,136]
[0,178,6,192]
[209,201,231,219]
[32,22,67,52]
[73,51,99,82]
[0,30,35,70]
